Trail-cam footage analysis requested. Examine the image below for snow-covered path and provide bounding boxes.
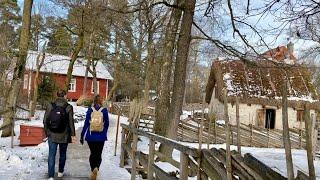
[0,107,131,180]
[97,114,131,180]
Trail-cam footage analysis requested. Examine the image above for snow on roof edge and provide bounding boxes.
[25,51,113,80]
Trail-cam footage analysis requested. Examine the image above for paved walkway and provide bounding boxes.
[42,115,131,179]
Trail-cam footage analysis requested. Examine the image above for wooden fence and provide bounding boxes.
[178,118,308,149]
[120,124,310,180]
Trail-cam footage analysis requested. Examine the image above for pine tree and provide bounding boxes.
[47,23,72,56]
[37,74,57,107]
[0,0,21,50]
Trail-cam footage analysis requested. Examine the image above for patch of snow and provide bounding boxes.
[284,58,295,65]
[0,104,102,179]
[155,161,179,173]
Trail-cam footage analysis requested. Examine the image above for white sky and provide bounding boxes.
[16,0,319,60]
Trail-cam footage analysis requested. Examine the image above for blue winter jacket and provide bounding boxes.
[81,105,109,142]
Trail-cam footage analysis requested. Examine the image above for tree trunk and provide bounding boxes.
[64,32,84,91]
[82,59,90,97]
[154,0,183,136]
[143,29,155,110]
[30,51,45,116]
[162,0,196,156]
[304,104,316,179]
[92,61,98,96]
[107,31,120,101]
[82,32,95,97]
[1,0,33,137]
[282,80,294,180]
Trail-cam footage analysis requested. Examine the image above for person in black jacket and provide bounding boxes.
[43,89,76,180]
[80,95,109,180]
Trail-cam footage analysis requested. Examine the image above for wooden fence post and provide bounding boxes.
[207,115,213,149]
[304,104,316,179]
[197,95,205,180]
[148,139,155,180]
[250,123,253,147]
[131,133,138,180]
[282,80,294,180]
[214,118,217,144]
[120,129,126,167]
[299,119,303,149]
[180,153,189,180]
[223,89,232,180]
[114,113,121,156]
[236,97,241,154]
[311,114,317,159]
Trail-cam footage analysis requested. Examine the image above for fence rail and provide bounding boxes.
[119,124,305,180]
[178,118,308,149]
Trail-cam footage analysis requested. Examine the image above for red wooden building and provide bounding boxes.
[22,51,113,101]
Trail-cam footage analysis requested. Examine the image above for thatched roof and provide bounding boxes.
[205,59,319,109]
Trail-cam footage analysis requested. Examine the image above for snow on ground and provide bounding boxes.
[136,134,320,179]
[0,104,131,180]
[98,113,131,180]
[183,143,320,179]
[1,104,319,179]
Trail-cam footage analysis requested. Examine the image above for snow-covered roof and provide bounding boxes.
[25,51,113,80]
[205,59,319,109]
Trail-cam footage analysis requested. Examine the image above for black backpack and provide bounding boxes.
[47,103,68,133]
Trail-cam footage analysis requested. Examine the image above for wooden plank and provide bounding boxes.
[201,150,227,179]
[114,113,121,156]
[180,153,189,180]
[230,152,264,180]
[148,139,155,180]
[152,164,178,180]
[295,170,309,180]
[223,89,232,180]
[121,124,199,157]
[304,105,316,179]
[131,133,138,180]
[155,151,180,168]
[236,97,241,154]
[136,151,148,170]
[120,129,126,167]
[243,153,286,180]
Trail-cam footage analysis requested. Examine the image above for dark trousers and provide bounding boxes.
[48,138,68,178]
[87,141,105,171]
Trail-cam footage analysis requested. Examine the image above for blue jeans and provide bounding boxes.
[48,138,68,178]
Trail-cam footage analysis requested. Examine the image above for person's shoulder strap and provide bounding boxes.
[98,107,104,112]
[92,106,97,112]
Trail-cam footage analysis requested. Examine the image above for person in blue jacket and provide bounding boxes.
[80,95,109,180]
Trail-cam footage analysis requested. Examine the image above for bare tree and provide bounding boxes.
[162,0,196,156]
[154,0,183,136]
[1,0,33,137]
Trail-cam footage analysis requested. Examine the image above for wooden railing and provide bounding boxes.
[120,123,199,180]
[178,118,307,149]
[120,123,305,180]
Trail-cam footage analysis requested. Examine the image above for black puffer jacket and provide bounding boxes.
[43,97,75,143]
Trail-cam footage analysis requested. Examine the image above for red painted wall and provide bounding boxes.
[21,71,109,101]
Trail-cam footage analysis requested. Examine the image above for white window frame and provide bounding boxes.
[68,78,76,92]
[23,74,28,89]
[91,80,99,94]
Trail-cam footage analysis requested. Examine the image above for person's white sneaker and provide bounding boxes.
[48,178,54,180]
[57,172,64,178]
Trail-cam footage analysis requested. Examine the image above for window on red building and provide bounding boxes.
[68,78,76,92]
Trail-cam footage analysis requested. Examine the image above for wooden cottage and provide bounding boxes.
[205,47,319,130]
[21,51,113,101]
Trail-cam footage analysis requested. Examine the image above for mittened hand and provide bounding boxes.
[80,138,84,145]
